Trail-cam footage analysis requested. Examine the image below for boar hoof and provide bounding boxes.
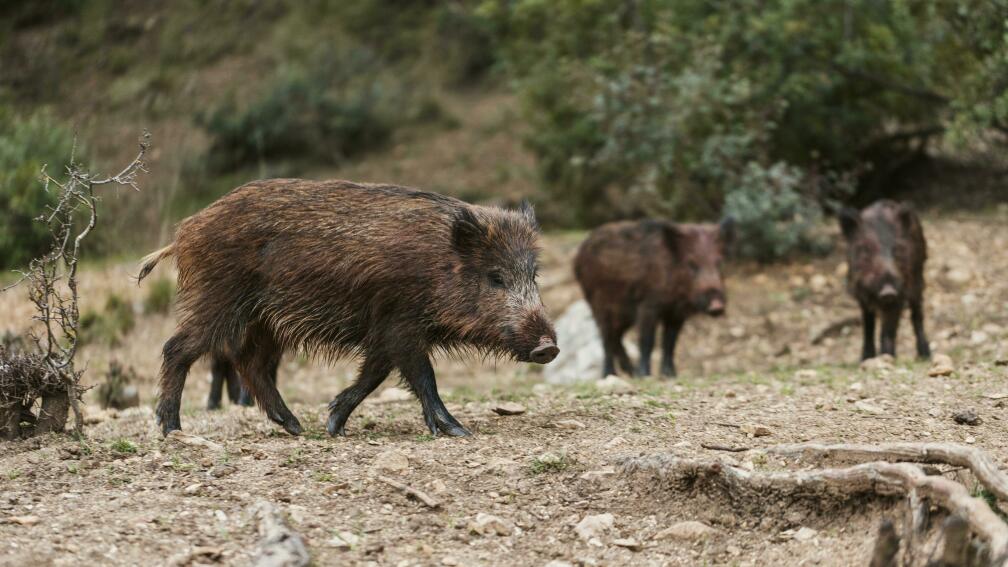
[326,412,350,437]
[282,417,303,436]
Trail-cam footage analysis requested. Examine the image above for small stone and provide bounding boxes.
[468,513,513,536]
[427,479,448,495]
[605,436,627,448]
[971,330,990,345]
[729,326,745,338]
[579,467,616,482]
[946,268,972,286]
[809,274,828,291]
[492,402,526,416]
[794,527,818,542]
[849,382,863,392]
[183,483,202,495]
[928,408,941,418]
[966,436,977,444]
[595,375,635,395]
[574,513,614,541]
[543,562,574,567]
[953,410,982,426]
[555,419,586,430]
[794,369,819,381]
[374,449,410,474]
[854,400,884,415]
[373,387,413,404]
[611,538,642,551]
[441,556,459,566]
[740,424,772,438]
[654,520,719,542]
[860,355,894,372]
[6,515,40,526]
[928,354,955,377]
[329,531,359,549]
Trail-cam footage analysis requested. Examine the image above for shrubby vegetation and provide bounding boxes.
[481,0,1008,259]
[0,107,78,269]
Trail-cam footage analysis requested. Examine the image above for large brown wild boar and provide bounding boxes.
[205,354,266,410]
[139,179,558,437]
[838,200,930,360]
[574,218,734,377]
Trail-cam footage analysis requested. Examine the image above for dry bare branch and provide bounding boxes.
[376,475,442,509]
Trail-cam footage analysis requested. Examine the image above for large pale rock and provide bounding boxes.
[543,300,637,384]
[574,513,614,542]
[654,520,719,542]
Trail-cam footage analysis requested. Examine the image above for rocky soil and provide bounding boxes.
[1,209,1007,566]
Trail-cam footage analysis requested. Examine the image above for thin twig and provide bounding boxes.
[376,475,441,509]
[701,443,750,452]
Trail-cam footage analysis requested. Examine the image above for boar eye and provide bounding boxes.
[488,270,506,289]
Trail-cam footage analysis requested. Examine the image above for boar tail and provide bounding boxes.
[137,243,175,283]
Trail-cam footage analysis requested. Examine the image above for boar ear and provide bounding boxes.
[838,207,861,240]
[518,199,539,230]
[452,207,486,253]
[660,223,685,258]
[896,202,917,231]
[718,216,736,248]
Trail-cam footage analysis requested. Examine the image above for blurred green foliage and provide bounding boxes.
[79,293,135,346]
[0,107,79,270]
[142,277,175,315]
[480,0,1008,258]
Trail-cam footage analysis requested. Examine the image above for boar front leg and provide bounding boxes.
[879,307,901,358]
[859,301,877,361]
[659,317,684,377]
[400,354,471,437]
[910,298,931,359]
[327,354,393,436]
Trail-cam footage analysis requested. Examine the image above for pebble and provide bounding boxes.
[492,402,526,416]
[468,513,513,536]
[555,419,586,430]
[611,538,642,551]
[373,449,410,474]
[595,375,635,395]
[928,354,955,377]
[574,513,614,541]
[653,520,719,542]
[952,410,982,426]
[741,424,772,437]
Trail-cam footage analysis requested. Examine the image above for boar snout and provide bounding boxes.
[878,283,899,305]
[529,336,559,364]
[707,297,726,317]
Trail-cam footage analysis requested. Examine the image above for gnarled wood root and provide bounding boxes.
[620,455,1008,564]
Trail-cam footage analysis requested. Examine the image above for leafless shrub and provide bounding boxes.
[0,133,149,439]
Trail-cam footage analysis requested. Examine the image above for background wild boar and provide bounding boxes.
[139,179,558,437]
[574,218,734,377]
[839,200,930,360]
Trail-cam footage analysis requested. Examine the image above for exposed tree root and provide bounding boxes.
[763,443,1008,502]
[620,454,1008,565]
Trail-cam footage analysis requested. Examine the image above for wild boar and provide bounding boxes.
[839,200,930,360]
[139,179,557,438]
[574,218,734,377]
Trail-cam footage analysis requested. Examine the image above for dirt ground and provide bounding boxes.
[2,208,1008,566]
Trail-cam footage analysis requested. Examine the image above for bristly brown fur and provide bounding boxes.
[574,217,733,377]
[143,178,556,437]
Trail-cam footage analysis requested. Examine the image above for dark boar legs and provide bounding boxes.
[879,308,901,358]
[236,336,301,436]
[636,310,658,377]
[401,355,471,437]
[859,302,877,360]
[327,355,393,436]
[910,298,931,359]
[156,331,203,435]
[659,318,684,377]
[601,335,634,377]
[207,356,253,410]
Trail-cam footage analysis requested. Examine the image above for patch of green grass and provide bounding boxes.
[528,452,576,475]
[6,469,21,480]
[169,455,195,472]
[110,438,137,455]
[302,427,328,441]
[314,471,335,483]
[66,463,79,474]
[975,487,1008,521]
[79,293,135,346]
[415,434,436,442]
[143,277,175,314]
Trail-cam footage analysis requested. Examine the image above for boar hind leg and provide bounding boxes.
[156,330,206,436]
[207,356,234,410]
[659,318,684,377]
[236,333,300,436]
[400,354,470,437]
[327,355,393,436]
[879,308,901,358]
[859,302,877,361]
[636,310,658,377]
[910,298,931,359]
[234,357,273,407]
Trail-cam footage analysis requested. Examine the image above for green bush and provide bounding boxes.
[196,48,405,173]
[0,107,79,269]
[723,163,836,263]
[79,293,135,346]
[143,277,175,315]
